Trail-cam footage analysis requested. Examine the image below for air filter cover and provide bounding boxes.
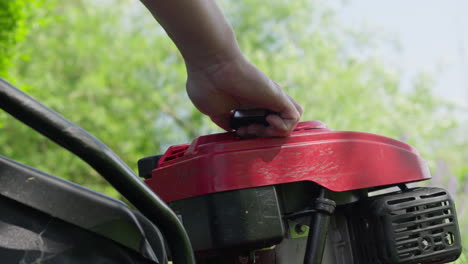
[145,121,431,202]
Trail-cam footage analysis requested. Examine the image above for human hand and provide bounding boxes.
[186,55,303,137]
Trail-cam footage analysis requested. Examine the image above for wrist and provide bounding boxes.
[184,30,244,74]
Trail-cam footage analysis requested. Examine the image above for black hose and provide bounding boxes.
[0,78,196,264]
[303,189,336,264]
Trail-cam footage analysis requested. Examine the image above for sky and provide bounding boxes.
[338,0,468,108]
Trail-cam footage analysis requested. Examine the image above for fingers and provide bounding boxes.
[261,90,302,137]
[210,113,233,132]
[265,113,296,137]
[287,94,304,117]
[236,123,266,137]
[235,93,303,138]
[235,112,298,138]
[186,57,303,137]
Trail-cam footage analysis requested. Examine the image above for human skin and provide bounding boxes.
[140,0,303,137]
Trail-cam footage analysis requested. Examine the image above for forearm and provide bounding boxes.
[140,0,242,70]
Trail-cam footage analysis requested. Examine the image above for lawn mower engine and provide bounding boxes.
[140,111,462,264]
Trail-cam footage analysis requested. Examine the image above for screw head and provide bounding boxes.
[421,237,432,250]
[444,232,455,245]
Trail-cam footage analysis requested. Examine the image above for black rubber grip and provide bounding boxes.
[230,109,277,130]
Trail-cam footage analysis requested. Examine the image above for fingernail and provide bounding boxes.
[282,123,289,132]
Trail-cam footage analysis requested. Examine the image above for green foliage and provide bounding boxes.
[2,0,206,195]
[2,0,464,194]
[0,0,26,77]
[0,0,48,77]
[1,1,467,259]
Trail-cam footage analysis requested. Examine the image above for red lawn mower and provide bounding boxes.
[0,79,463,264]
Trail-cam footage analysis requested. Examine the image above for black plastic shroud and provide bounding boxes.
[0,78,195,264]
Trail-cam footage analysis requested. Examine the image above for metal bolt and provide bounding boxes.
[295,224,307,234]
[421,237,431,250]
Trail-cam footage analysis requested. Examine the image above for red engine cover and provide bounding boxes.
[145,121,431,202]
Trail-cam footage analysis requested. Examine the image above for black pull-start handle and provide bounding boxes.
[230,109,278,130]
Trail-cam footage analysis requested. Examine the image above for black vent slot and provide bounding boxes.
[348,216,382,263]
[159,145,189,165]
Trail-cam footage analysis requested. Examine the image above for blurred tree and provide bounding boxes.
[1,0,466,201]
[0,0,26,77]
[1,0,466,261]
